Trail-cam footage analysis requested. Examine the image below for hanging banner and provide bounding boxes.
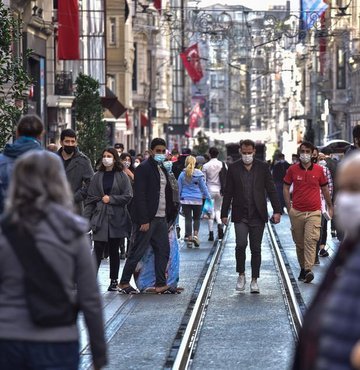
[300,0,328,30]
[58,0,80,60]
[180,43,203,84]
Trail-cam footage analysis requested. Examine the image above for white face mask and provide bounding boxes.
[241,154,254,165]
[102,157,114,167]
[134,161,140,168]
[319,160,327,166]
[335,192,360,238]
[299,153,311,164]
[124,161,131,168]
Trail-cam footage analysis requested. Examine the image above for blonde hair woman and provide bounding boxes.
[178,155,211,247]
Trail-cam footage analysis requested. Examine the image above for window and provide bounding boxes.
[107,74,116,93]
[211,75,217,88]
[109,17,116,45]
[218,99,225,111]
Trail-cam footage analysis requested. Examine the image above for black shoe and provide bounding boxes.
[314,256,320,265]
[298,269,306,281]
[319,249,329,257]
[208,231,214,241]
[176,226,181,239]
[304,270,314,283]
[108,279,119,291]
[218,224,224,239]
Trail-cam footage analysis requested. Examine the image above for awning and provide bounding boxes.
[101,87,126,119]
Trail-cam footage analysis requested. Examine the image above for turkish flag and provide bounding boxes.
[58,0,80,60]
[154,0,161,13]
[125,111,131,129]
[141,113,148,127]
[180,44,203,84]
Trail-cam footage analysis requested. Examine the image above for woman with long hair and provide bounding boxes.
[178,155,211,248]
[84,147,132,291]
[0,150,106,370]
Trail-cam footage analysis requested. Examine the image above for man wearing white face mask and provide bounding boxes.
[221,139,282,294]
[283,142,333,284]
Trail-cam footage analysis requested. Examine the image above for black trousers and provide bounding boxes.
[93,238,121,280]
[234,221,265,278]
[120,217,170,287]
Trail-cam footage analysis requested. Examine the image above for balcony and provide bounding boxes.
[55,72,73,96]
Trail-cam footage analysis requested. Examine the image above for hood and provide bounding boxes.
[183,168,204,178]
[43,203,89,244]
[3,136,42,158]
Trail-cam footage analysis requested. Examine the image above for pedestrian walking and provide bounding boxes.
[114,143,124,156]
[172,148,192,239]
[272,153,290,214]
[84,148,133,291]
[178,155,212,248]
[292,151,360,370]
[345,124,360,156]
[221,139,282,294]
[119,152,136,259]
[0,150,106,370]
[118,138,179,294]
[0,114,43,213]
[58,129,94,214]
[315,151,334,262]
[202,146,227,241]
[283,141,333,284]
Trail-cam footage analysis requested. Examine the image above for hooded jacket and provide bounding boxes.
[0,202,107,368]
[0,136,42,213]
[178,168,211,203]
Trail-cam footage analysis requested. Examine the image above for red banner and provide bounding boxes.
[58,0,80,60]
[154,0,161,13]
[180,44,203,84]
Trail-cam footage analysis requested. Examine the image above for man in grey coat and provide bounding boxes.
[58,129,94,214]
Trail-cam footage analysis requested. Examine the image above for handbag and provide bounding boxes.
[1,217,78,327]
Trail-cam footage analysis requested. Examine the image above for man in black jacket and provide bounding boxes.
[58,129,94,214]
[118,138,178,294]
[221,139,281,294]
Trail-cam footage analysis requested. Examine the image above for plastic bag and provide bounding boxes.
[201,198,214,219]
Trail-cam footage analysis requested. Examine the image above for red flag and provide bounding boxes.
[154,0,161,13]
[141,113,148,127]
[188,103,203,129]
[58,0,80,60]
[319,13,326,75]
[180,44,203,84]
[125,111,131,129]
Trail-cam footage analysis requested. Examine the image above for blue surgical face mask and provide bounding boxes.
[163,161,173,173]
[154,154,166,163]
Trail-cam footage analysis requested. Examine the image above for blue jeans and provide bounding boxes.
[0,340,79,370]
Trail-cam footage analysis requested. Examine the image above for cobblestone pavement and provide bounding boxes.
[78,212,338,369]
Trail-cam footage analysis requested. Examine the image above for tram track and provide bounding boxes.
[164,219,231,370]
[266,222,305,341]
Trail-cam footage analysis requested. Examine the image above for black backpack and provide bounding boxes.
[1,217,78,327]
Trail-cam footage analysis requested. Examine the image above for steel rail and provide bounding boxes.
[165,220,230,370]
[266,222,304,340]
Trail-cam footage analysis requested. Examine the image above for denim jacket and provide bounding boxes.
[178,169,211,203]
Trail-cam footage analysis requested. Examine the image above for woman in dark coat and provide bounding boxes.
[84,148,133,291]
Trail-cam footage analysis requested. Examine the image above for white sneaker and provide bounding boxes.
[236,275,246,291]
[250,279,260,294]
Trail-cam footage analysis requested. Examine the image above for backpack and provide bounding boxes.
[1,217,78,327]
[219,161,228,195]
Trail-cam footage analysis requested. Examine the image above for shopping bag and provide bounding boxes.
[201,198,214,219]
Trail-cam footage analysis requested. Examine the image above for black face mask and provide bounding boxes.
[311,157,318,163]
[63,145,76,155]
